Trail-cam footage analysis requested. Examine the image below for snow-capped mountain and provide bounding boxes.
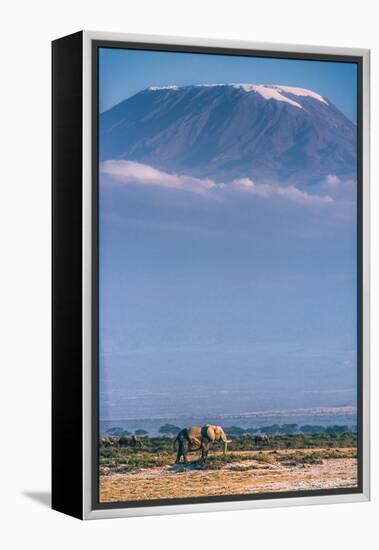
[100,83,356,185]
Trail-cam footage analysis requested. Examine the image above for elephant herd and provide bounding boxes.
[100,425,270,463]
[100,434,143,449]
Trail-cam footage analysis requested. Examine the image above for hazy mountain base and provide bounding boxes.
[99,434,357,502]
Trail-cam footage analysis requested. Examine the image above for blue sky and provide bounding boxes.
[98,48,358,421]
[99,47,358,122]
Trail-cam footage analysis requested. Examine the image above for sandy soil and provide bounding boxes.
[99,449,357,503]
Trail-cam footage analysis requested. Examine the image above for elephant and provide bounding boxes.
[174,426,202,463]
[99,435,118,447]
[201,424,232,460]
[174,425,231,463]
[255,434,270,446]
[119,435,143,449]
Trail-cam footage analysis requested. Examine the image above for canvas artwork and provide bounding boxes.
[97,47,360,505]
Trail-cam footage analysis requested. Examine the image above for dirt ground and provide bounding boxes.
[99,448,357,503]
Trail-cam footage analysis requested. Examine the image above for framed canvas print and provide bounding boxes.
[52,31,370,519]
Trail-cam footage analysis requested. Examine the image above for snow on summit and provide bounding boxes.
[148,83,328,109]
[234,84,303,108]
[149,85,179,91]
[272,85,328,105]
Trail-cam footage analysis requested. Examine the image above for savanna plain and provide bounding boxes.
[99,431,357,503]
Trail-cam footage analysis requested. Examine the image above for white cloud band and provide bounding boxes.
[100,159,333,205]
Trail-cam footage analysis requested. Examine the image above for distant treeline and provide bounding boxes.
[222,424,357,436]
[105,423,357,437]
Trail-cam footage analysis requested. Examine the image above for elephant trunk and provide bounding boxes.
[222,436,232,456]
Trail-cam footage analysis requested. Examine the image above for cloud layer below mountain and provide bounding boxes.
[101,159,333,205]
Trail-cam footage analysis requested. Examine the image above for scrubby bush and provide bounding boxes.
[106,427,126,436]
[325,425,350,435]
[259,424,281,435]
[279,424,299,434]
[158,424,181,436]
[300,425,326,434]
[224,426,246,435]
[254,451,275,464]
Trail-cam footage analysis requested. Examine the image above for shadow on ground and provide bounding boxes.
[169,460,206,472]
[23,491,51,508]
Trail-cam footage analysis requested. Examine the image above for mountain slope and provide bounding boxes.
[99,84,356,185]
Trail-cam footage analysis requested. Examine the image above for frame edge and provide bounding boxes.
[81,31,370,519]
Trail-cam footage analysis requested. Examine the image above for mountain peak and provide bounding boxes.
[147,83,329,110]
[102,82,355,184]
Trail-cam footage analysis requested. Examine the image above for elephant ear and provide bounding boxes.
[215,426,224,441]
[205,425,216,441]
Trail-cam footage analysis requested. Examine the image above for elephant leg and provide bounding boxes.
[201,440,210,461]
[189,436,201,450]
[223,440,228,457]
[176,441,184,463]
[182,440,189,463]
